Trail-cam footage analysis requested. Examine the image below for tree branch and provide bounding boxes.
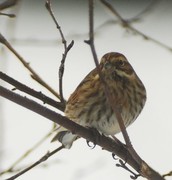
[5,146,64,180]
[100,0,172,51]
[0,33,60,99]
[86,0,143,165]
[0,129,54,176]
[0,85,164,180]
[0,71,65,111]
[45,0,74,104]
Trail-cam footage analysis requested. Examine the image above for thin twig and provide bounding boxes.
[0,71,65,111]
[125,0,159,23]
[45,0,74,103]
[100,0,172,51]
[87,0,145,168]
[0,129,54,176]
[0,33,61,99]
[87,0,132,151]
[0,12,15,17]
[5,146,64,180]
[162,170,172,178]
[0,86,164,180]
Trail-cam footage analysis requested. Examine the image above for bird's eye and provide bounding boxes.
[118,60,125,67]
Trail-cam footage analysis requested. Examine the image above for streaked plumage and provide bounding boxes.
[52,52,146,148]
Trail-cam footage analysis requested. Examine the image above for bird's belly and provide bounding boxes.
[90,114,121,135]
[84,109,136,136]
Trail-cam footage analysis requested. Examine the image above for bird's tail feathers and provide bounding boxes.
[51,127,78,149]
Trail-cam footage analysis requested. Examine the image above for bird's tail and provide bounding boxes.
[51,126,78,149]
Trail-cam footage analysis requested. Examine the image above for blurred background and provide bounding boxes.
[0,0,172,179]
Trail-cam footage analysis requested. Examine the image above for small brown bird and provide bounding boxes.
[52,52,146,148]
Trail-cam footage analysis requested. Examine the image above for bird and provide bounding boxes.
[52,52,147,148]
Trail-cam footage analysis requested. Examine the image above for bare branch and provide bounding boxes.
[86,0,135,156]
[0,33,61,99]
[45,0,74,103]
[100,0,172,51]
[0,1,169,180]
[125,0,159,22]
[162,170,172,178]
[0,86,164,180]
[0,12,15,17]
[85,1,163,178]
[0,71,65,111]
[0,129,53,176]
[5,146,64,180]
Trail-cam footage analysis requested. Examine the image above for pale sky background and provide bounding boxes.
[1,0,172,180]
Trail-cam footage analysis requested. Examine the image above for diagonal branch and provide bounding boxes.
[100,0,172,51]
[0,85,164,180]
[0,129,53,176]
[0,71,65,111]
[0,12,15,17]
[5,146,64,180]
[0,33,60,99]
